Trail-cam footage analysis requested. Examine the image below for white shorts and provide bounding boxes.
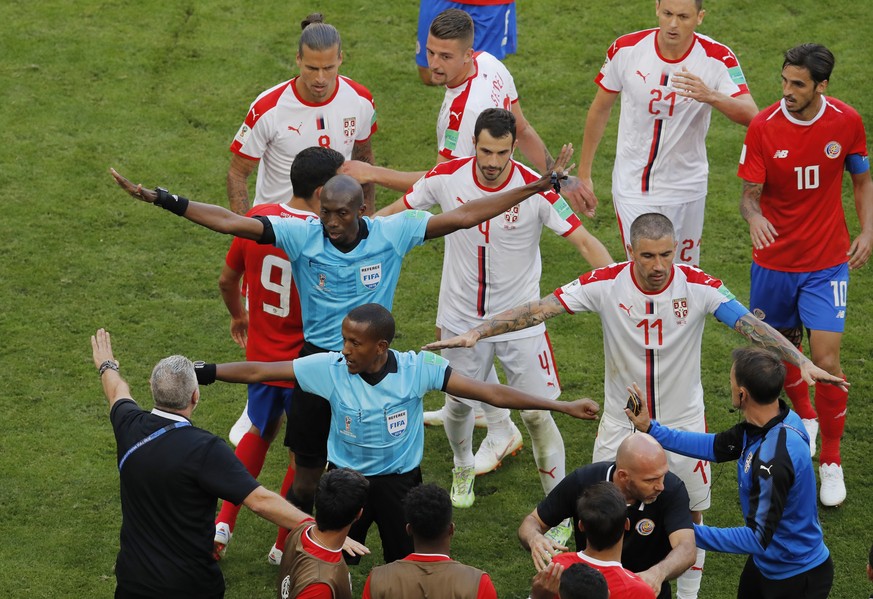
[614,198,705,267]
[440,327,561,408]
[592,414,711,511]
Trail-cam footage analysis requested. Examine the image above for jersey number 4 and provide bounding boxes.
[260,255,293,317]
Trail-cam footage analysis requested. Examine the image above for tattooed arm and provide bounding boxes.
[422,294,568,350]
[733,313,848,389]
[739,180,778,250]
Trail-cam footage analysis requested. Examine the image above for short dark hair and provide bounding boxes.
[783,43,835,86]
[346,303,396,344]
[732,347,785,405]
[630,213,675,247]
[428,9,474,48]
[474,108,516,144]
[576,481,627,551]
[290,147,345,199]
[404,483,452,541]
[313,468,369,531]
[321,174,364,210]
[559,562,609,599]
[299,13,342,56]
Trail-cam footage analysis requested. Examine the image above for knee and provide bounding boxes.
[812,354,842,376]
[520,409,554,429]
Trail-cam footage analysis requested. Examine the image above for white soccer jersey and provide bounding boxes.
[436,51,518,160]
[596,29,749,205]
[555,262,735,426]
[230,76,376,205]
[403,156,581,339]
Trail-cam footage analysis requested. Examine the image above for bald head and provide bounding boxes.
[614,433,669,505]
[322,174,364,209]
[616,433,666,469]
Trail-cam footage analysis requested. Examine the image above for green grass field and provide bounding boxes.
[3,0,873,597]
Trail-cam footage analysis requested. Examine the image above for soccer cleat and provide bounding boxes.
[473,423,523,475]
[544,518,573,548]
[450,466,476,508]
[801,418,818,458]
[819,463,846,507]
[213,522,232,560]
[423,406,487,428]
[267,544,283,566]
[229,405,253,447]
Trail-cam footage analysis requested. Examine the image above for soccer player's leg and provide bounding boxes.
[800,264,849,506]
[662,200,703,267]
[749,265,818,449]
[372,468,421,564]
[667,418,710,599]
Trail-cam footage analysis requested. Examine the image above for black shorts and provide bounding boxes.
[737,554,833,599]
[284,342,331,469]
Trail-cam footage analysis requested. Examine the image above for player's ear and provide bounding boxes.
[697,9,706,26]
[816,79,829,95]
[624,517,630,531]
[405,523,413,538]
[448,522,455,537]
[376,339,389,355]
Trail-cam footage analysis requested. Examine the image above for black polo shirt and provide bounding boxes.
[536,461,692,599]
[111,399,260,598]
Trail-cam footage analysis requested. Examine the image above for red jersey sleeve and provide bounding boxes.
[361,574,373,599]
[296,583,334,599]
[477,573,498,599]
[738,113,767,184]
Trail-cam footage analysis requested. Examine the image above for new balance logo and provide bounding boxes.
[773,150,789,158]
[836,310,845,319]
[635,70,649,83]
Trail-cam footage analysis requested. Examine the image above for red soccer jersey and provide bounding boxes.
[551,552,655,599]
[225,203,313,387]
[738,97,868,271]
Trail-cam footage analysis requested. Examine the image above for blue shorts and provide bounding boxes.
[749,263,848,333]
[415,1,517,67]
[246,383,293,433]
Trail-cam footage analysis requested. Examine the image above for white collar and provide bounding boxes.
[151,407,190,423]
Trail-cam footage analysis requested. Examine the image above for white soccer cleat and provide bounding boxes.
[819,463,846,507]
[229,405,253,447]
[473,423,523,475]
[267,544,284,566]
[801,418,818,458]
[450,466,476,509]
[423,406,487,428]
[213,522,232,560]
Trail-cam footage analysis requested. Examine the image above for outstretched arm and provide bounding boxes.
[195,360,297,385]
[733,314,848,389]
[110,168,265,240]
[444,370,599,420]
[423,294,568,351]
[351,140,376,215]
[91,328,130,410]
[341,160,427,194]
[424,144,575,240]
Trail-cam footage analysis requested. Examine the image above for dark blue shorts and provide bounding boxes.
[246,383,293,433]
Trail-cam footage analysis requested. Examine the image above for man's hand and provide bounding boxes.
[559,175,597,218]
[635,567,666,596]
[229,314,248,349]
[110,168,158,203]
[91,328,118,369]
[536,144,576,194]
[342,536,369,557]
[799,361,850,392]
[528,533,568,572]
[339,159,376,185]
[848,230,873,269]
[531,561,564,599]
[623,382,652,432]
[564,399,600,421]
[747,213,778,249]
[422,330,479,351]
[672,68,718,105]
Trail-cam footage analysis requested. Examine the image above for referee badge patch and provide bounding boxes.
[635,518,656,536]
[387,410,408,438]
[360,264,382,290]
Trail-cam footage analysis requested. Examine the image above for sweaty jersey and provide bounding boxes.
[739,97,868,272]
[268,211,431,350]
[551,552,656,599]
[596,29,749,204]
[437,51,518,160]
[231,76,376,205]
[292,350,451,476]
[226,203,314,388]
[402,157,581,339]
[555,262,744,426]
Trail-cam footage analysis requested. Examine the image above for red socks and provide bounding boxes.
[274,464,297,551]
[216,433,270,529]
[816,380,848,466]
[783,357,816,420]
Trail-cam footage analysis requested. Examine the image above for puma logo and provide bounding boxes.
[450,110,463,121]
[619,303,633,316]
[538,466,558,479]
[759,464,773,476]
[636,70,649,83]
[287,121,303,135]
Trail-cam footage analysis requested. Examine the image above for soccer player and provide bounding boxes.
[378,108,612,514]
[362,483,497,598]
[519,434,695,599]
[415,1,516,86]
[530,562,610,599]
[212,147,344,563]
[227,13,376,215]
[194,304,600,563]
[276,468,368,599]
[625,347,833,599]
[549,482,656,598]
[577,0,757,265]
[425,212,846,599]
[738,43,873,506]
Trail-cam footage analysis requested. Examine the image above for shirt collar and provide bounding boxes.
[151,407,191,423]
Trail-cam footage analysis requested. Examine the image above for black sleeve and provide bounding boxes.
[440,366,453,392]
[660,474,694,534]
[198,437,260,505]
[536,468,583,527]
[711,423,746,462]
[252,215,276,245]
